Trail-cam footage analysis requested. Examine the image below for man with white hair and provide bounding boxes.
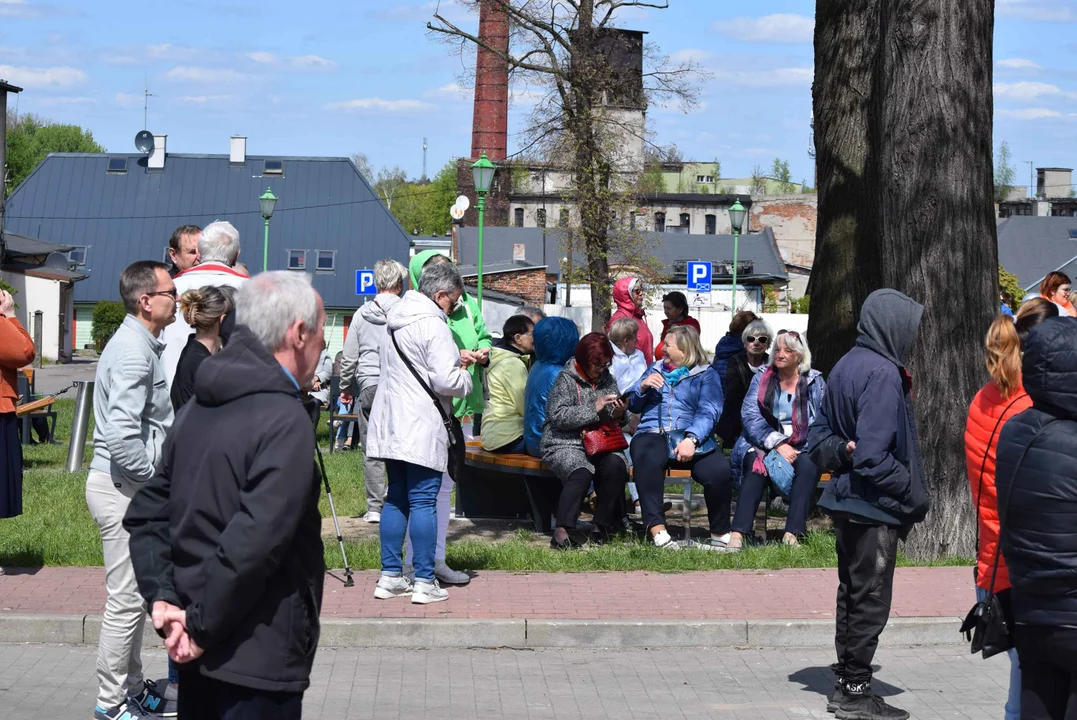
[161,220,248,385]
[125,271,327,719]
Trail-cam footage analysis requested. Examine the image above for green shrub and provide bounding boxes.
[999,265,1023,310]
[0,278,17,309]
[790,295,810,314]
[91,301,126,352]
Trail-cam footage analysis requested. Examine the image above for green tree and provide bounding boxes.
[771,158,794,193]
[637,160,664,196]
[91,301,126,353]
[5,113,105,197]
[994,140,1016,203]
[387,161,458,236]
[750,165,767,195]
[999,264,1022,310]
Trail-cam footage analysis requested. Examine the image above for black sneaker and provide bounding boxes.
[835,687,909,720]
[129,678,178,717]
[827,685,846,713]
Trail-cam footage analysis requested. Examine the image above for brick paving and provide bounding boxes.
[0,566,974,620]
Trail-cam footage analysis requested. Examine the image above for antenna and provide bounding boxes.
[422,137,429,181]
[143,72,156,131]
[1026,160,1035,199]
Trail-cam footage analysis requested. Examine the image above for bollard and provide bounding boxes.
[65,380,94,473]
[32,310,43,369]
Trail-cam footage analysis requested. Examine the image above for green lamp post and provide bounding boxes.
[728,198,746,323]
[259,186,278,273]
[471,153,497,308]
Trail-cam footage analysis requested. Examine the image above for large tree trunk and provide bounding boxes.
[811,0,998,560]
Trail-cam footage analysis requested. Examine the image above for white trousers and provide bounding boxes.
[85,469,146,710]
[405,473,452,564]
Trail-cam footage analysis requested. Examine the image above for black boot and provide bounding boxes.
[826,681,846,713]
[835,681,909,720]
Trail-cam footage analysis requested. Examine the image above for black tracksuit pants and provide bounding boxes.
[1015,624,1077,720]
[832,519,900,686]
[178,662,303,720]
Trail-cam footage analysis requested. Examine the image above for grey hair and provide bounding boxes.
[236,271,318,352]
[771,330,813,374]
[199,220,241,265]
[741,319,774,345]
[373,258,407,293]
[517,306,546,322]
[418,260,463,300]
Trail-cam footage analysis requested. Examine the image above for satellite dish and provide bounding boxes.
[450,204,466,221]
[44,252,70,270]
[134,130,154,154]
[454,195,470,212]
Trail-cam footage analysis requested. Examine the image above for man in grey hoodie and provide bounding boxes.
[87,261,178,720]
[339,258,407,523]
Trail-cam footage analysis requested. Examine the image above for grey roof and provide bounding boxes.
[458,260,547,277]
[3,152,411,308]
[996,217,1077,291]
[456,226,788,282]
[2,232,73,257]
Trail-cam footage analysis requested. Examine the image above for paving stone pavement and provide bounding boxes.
[0,643,1009,719]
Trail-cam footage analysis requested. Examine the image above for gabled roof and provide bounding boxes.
[2,232,73,257]
[997,217,1077,291]
[3,152,411,308]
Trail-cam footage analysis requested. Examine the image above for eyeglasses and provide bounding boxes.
[745,335,770,344]
[146,288,178,300]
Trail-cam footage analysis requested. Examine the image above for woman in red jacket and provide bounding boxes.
[965,298,1057,720]
[0,290,37,519]
[608,277,654,364]
[654,291,701,359]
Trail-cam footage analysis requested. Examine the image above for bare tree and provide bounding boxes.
[750,165,766,195]
[429,0,707,330]
[374,166,408,210]
[350,152,373,182]
[809,0,997,560]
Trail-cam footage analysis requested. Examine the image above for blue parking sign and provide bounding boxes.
[356,269,376,295]
[686,261,712,292]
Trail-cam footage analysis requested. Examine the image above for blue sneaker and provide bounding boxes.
[93,701,157,720]
[128,678,177,717]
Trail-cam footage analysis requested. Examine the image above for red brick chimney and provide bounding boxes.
[470,0,509,161]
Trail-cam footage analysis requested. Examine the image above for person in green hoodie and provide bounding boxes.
[403,250,492,586]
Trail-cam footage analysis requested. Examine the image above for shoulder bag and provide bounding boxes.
[660,373,717,460]
[389,328,466,482]
[575,383,628,456]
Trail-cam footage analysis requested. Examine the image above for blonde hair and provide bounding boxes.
[608,317,639,346]
[664,325,707,368]
[984,314,1021,399]
[770,331,812,374]
[180,286,234,333]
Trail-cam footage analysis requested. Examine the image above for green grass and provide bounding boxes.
[3,400,974,572]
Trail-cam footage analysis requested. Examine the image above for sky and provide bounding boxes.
[2,0,1077,193]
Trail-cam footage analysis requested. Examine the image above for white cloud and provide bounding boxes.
[713,14,814,44]
[997,58,1042,70]
[0,0,38,18]
[422,82,469,100]
[997,0,1077,22]
[372,1,474,23]
[0,64,85,88]
[36,95,96,106]
[246,51,277,64]
[509,86,548,106]
[179,95,232,104]
[993,80,1068,100]
[166,66,253,83]
[289,54,336,71]
[670,49,713,66]
[324,97,435,112]
[712,66,813,88]
[998,107,1062,119]
[115,92,141,107]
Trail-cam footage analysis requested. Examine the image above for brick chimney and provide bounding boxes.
[471,0,509,161]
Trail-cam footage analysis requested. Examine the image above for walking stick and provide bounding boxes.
[315,443,354,587]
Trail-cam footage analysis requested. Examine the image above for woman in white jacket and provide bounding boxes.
[367,262,477,604]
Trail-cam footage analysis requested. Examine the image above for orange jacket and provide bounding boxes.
[0,317,36,415]
[965,381,1032,592]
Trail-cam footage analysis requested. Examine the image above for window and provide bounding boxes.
[705,214,716,235]
[316,250,336,272]
[537,208,547,228]
[287,249,306,270]
[655,212,665,232]
[514,208,524,227]
[680,213,691,232]
[263,159,284,175]
[68,246,87,266]
[696,174,713,184]
[559,208,570,227]
[106,157,128,174]
[1069,229,1077,238]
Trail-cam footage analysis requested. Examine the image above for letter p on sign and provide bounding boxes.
[356,269,376,295]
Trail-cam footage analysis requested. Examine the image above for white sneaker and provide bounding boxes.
[694,534,735,552]
[412,579,449,604]
[652,530,682,550]
[364,511,381,523]
[434,560,470,585]
[373,574,413,599]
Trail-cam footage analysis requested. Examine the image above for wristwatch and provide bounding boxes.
[686,433,700,447]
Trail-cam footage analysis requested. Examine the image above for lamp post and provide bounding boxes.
[259,186,277,273]
[728,198,746,323]
[471,153,497,307]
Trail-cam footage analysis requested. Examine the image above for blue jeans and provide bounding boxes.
[335,399,354,441]
[976,587,1021,720]
[381,460,443,582]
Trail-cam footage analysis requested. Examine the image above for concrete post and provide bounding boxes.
[66,380,94,473]
[32,310,43,368]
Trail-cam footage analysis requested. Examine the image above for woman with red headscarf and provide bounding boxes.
[608,277,654,364]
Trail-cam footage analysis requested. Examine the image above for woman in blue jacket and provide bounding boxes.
[729,330,825,550]
[627,325,731,550]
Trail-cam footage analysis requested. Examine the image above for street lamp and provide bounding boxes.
[259,186,277,273]
[471,153,497,307]
[728,198,746,323]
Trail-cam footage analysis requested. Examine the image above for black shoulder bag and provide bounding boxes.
[389,328,466,482]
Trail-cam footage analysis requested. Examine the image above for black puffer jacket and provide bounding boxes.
[996,316,1077,627]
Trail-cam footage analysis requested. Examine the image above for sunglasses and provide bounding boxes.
[745,335,770,344]
[778,330,801,340]
[146,288,178,300]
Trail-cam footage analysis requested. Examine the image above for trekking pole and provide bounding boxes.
[315,444,354,587]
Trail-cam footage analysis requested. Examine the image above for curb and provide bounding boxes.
[0,614,964,649]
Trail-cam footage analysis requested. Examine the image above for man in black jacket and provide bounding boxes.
[807,289,931,720]
[125,271,327,720]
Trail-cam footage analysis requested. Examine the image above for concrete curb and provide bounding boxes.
[0,614,965,649]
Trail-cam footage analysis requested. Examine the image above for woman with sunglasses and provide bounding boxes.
[729,329,825,549]
[716,319,773,447]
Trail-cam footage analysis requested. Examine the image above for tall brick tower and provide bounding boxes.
[470,0,509,161]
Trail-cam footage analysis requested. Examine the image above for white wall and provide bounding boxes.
[0,271,65,361]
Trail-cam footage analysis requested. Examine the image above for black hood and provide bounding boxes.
[1021,316,1077,420]
[856,289,924,368]
[194,324,303,406]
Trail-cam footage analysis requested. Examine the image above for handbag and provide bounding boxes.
[389,329,467,482]
[960,412,1052,659]
[763,449,795,496]
[575,384,628,456]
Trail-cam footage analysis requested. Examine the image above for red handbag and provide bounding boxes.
[576,384,629,456]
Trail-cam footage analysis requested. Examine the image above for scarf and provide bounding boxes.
[751,366,811,476]
[660,362,690,386]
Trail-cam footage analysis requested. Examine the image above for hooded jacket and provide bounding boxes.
[808,289,930,526]
[339,292,402,396]
[996,316,1077,626]
[481,339,530,451]
[608,277,654,365]
[123,324,324,693]
[408,250,492,419]
[628,361,724,443]
[711,332,745,384]
[366,290,473,472]
[524,317,579,456]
